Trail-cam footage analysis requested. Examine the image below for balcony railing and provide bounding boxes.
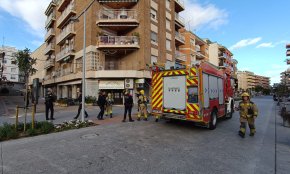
[218,52,228,59]
[175,31,185,44]
[44,43,55,55]
[286,44,290,49]
[287,50,290,57]
[175,50,186,62]
[174,0,185,12]
[56,2,76,28]
[45,0,57,15]
[44,59,55,69]
[56,23,75,44]
[98,0,138,2]
[56,46,75,62]
[45,12,56,28]
[175,13,185,27]
[44,28,55,42]
[97,9,138,22]
[97,36,140,48]
[57,0,71,12]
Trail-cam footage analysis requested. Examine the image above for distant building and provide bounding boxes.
[237,71,270,91]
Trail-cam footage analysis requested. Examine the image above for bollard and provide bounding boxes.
[15,105,19,129]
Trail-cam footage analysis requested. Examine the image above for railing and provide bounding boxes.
[57,2,75,27]
[45,28,55,41]
[45,12,56,27]
[175,32,185,42]
[56,46,74,62]
[56,23,75,44]
[175,50,186,62]
[103,61,142,70]
[45,43,55,54]
[98,36,139,46]
[97,9,138,21]
[175,13,185,26]
[44,59,55,69]
[98,0,138,2]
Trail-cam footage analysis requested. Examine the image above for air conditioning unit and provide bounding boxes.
[125,79,134,89]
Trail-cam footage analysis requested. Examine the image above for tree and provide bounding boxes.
[14,48,37,131]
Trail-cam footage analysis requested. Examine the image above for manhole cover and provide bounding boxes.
[81,133,100,139]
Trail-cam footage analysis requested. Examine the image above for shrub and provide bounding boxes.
[38,121,54,134]
[0,123,19,140]
[85,96,96,104]
[27,128,38,136]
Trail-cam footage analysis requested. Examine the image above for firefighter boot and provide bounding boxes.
[249,129,256,136]
[238,131,245,138]
[110,113,112,118]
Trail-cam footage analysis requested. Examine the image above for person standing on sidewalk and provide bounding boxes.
[236,92,259,138]
[45,88,56,120]
[74,91,88,119]
[97,91,106,120]
[105,92,114,118]
[123,91,134,122]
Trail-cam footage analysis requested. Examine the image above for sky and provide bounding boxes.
[0,0,289,84]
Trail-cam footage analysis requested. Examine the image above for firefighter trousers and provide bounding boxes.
[239,117,256,135]
[138,104,147,118]
[105,104,113,116]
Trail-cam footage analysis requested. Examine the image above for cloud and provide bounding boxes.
[229,37,262,50]
[182,0,228,31]
[256,42,274,48]
[265,64,288,84]
[0,0,50,38]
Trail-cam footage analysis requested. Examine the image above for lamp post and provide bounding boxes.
[70,0,96,122]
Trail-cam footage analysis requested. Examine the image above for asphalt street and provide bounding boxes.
[0,96,289,174]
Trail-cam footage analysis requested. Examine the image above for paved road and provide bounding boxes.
[0,96,289,174]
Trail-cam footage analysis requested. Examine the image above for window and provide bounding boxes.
[190,38,195,45]
[166,39,171,50]
[151,55,157,64]
[3,60,7,64]
[11,68,16,73]
[150,8,157,20]
[188,87,198,103]
[11,60,17,65]
[10,74,16,80]
[151,32,158,43]
[166,0,171,9]
[76,58,82,70]
[166,19,171,30]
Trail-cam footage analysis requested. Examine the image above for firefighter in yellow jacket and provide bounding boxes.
[137,90,148,121]
[237,92,258,138]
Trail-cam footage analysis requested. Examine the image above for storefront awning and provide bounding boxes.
[58,80,82,86]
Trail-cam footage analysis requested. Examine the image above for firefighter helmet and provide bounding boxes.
[241,92,250,97]
[140,90,145,95]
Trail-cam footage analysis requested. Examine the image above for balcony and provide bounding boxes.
[45,0,56,15]
[56,23,75,45]
[56,2,76,28]
[44,28,55,42]
[175,50,186,62]
[287,50,290,57]
[56,46,75,62]
[97,36,140,49]
[175,13,185,28]
[175,31,185,46]
[96,9,139,30]
[218,52,228,59]
[286,44,290,49]
[45,12,56,28]
[57,0,71,12]
[174,0,185,13]
[97,0,139,9]
[44,43,55,55]
[44,59,55,69]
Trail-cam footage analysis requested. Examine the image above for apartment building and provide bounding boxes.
[29,44,47,98]
[178,30,209,67]
[237,71,270,91]
[42,0,185,104]
[0,46,20,82]
[286,43,290,57]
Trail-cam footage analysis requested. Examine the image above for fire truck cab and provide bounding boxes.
[151,61,235,130]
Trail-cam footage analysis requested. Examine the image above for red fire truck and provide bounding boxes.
[151,61,235,129]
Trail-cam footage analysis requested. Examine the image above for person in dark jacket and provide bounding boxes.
[45,88,55,120]
[97,91,106,120]
[74,91,88,119]
[123,91,134,122]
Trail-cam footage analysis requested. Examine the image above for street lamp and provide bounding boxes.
[70,0,96,122]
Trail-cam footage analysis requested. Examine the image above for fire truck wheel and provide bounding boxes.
[209,110,217,130]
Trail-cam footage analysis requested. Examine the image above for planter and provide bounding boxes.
[59,103,68,107]
[85,103,93,106]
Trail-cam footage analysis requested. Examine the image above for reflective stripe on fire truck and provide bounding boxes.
[163,109,185,114]
[152,72,163,110]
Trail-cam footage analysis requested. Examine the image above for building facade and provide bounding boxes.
[42,0,185,104]
[0,46,20,82]
[237,71,270,91]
